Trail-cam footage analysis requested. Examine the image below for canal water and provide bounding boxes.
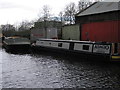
[1,48,120,88]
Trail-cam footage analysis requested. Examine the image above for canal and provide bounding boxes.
[1,48,120,88]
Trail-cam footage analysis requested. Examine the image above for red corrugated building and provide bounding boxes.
[81,20,120,43]
[75,2,120,43]
[75,2,120,57]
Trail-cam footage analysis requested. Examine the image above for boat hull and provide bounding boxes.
[31,45,111,61]
[3,37,31,53]
[111,55,120,61]
[3,44,30,53]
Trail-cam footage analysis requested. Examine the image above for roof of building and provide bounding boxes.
[76,1,120,16]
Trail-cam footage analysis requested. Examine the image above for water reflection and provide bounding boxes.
[1,48,120,88]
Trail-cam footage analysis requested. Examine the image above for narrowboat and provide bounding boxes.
[3,37,30,53]
[31,39,120,61]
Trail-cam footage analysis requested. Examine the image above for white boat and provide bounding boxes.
[31,39,115,61]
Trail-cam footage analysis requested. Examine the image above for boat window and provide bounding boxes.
[58,43,62,47]
[83,45,89,50]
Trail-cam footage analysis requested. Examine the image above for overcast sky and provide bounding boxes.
[0,0,119,25]
[0,0,81,25]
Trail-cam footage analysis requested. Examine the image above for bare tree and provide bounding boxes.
[43,5,51,21]
[77,0,104,13]
[78,0,93,12]
[37,5,52,38]
[59,11,64,25]
[18,20,33,31]
[59,12,63,22]
[38,5,51,22]
[63,2,77,25]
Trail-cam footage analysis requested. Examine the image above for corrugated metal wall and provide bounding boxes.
[31,28,45,42]
[81,20,120,43]
[62,25,80,40]
[31,28,58,42]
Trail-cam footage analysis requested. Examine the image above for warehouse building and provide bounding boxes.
[31,21,62,42]
[75,2,120,43]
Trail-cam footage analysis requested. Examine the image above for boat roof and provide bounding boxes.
[76,1,120,17]
[38,39,92,43]
[38,39,111,44]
